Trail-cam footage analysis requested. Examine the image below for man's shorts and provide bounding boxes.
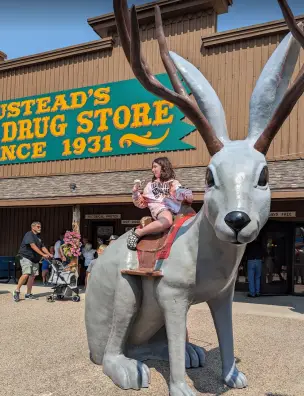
[20,257,39,276]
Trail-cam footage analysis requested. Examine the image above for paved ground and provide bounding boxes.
[0,282,304,396]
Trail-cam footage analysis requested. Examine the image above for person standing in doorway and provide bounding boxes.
[54,233,64,262]
[13,221,52,302]
[246,238,265,298]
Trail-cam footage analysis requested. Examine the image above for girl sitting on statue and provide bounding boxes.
[127,156,193,250]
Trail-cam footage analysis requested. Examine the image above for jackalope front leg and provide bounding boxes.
[207,280,247,389]
[157,287,196,396]
[102,275,150,390]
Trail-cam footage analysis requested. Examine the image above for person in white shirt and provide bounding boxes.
[82,242,96,269]
[54,233,64,261]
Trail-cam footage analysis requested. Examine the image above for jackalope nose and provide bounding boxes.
[224,211,251,233]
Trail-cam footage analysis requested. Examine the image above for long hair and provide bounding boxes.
[152,157,175,182]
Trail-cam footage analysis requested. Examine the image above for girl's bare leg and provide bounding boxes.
[135,211,173,238]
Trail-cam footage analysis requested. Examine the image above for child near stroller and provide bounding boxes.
[46,258,80,302]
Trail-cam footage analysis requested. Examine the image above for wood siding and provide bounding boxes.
[0,206,72,256]
[0,11,303,179]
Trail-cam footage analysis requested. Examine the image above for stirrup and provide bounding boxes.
[127,229,140,250]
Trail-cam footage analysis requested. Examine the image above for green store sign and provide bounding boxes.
[0,74,195,165]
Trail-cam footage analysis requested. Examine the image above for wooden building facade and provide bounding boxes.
[0,0,304,294]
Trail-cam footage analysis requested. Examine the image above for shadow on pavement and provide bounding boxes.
[148,347,233,395]
[233,292,304,315]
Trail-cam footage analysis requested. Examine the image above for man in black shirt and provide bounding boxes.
[13,221,52,302]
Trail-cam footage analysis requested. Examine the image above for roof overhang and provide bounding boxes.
[88,0,232,38]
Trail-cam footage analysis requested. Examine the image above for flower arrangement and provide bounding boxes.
[61,230,82,259]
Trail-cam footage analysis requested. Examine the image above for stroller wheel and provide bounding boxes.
[72,295,80,302]
[57,295,64,300]
[46,295,55,302]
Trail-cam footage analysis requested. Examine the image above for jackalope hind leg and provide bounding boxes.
[128,325,205,369]
[207,280,247,389]
[102,275,150,390]
[156,287,196,396]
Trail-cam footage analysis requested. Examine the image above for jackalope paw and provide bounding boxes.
[103,354,150,390]
[185,343,206,369]
[224,364,248,389]
[170,381,196,396]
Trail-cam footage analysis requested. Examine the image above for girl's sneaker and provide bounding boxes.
[127,229,140,250]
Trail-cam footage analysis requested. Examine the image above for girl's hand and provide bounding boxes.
[132,179,141,193]
[184,193,193,204]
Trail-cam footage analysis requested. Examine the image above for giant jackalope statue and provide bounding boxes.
[85,0,304,394]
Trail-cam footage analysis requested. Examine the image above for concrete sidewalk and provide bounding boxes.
[0,283,303,396]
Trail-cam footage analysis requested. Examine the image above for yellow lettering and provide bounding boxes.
[94,108,113,132]
[50,115,67,137]
[131,103,152,128]
[17,119,34,141]
[94,87,111,106]
[0,145,16,161]
[153,100,174,126]
[72,137,86,155]
[62,139,72,156]
[51,94,70,112]
[113,106,131,130]
[88,136,101,154]
[0,104,7,120]
[7,102,21,118]
[70,91,87,109]
[1,121,17,142]
[21,99,36,116]
[36,97,51,114]
[102,135,113,152]
[33,117,50,139]
[77,111,94,134]
[16,143,31,160]
[32,142,47,159]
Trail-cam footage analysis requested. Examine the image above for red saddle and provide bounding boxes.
[121,204,196,277]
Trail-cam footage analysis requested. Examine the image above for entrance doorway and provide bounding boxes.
[294,226,304,295]
[236,221,293,295]
[260,221,293,295]
[92,221,116,247]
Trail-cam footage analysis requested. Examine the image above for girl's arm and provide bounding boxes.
[171,180,193,203]
[132,190,148,209]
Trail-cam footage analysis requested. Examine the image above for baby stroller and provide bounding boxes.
[46,258,80,302]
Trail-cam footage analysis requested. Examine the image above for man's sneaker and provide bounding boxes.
[13,290,20,302]
[25,293,36,300]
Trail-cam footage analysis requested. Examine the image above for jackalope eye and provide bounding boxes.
[258,166,269,187]
[206,168,215,188]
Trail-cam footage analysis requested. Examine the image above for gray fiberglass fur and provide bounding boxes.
[85,5,303,396]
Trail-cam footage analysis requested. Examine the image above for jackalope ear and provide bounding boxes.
[169,51,230,144]
[247,31,301,143]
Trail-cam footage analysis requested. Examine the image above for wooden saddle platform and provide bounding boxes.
[121,204,196,277]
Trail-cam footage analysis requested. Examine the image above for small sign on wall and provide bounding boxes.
[85,214,121,220]
[121,220,140,225]
[269,211,296,218]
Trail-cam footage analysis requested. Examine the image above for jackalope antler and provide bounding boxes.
[113,0,223,155]
[254,0,304,154]
[114,0,304,156]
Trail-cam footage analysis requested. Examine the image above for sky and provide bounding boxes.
[0,0,304,60]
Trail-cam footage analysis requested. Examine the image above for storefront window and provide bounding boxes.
[294,227,304,295]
